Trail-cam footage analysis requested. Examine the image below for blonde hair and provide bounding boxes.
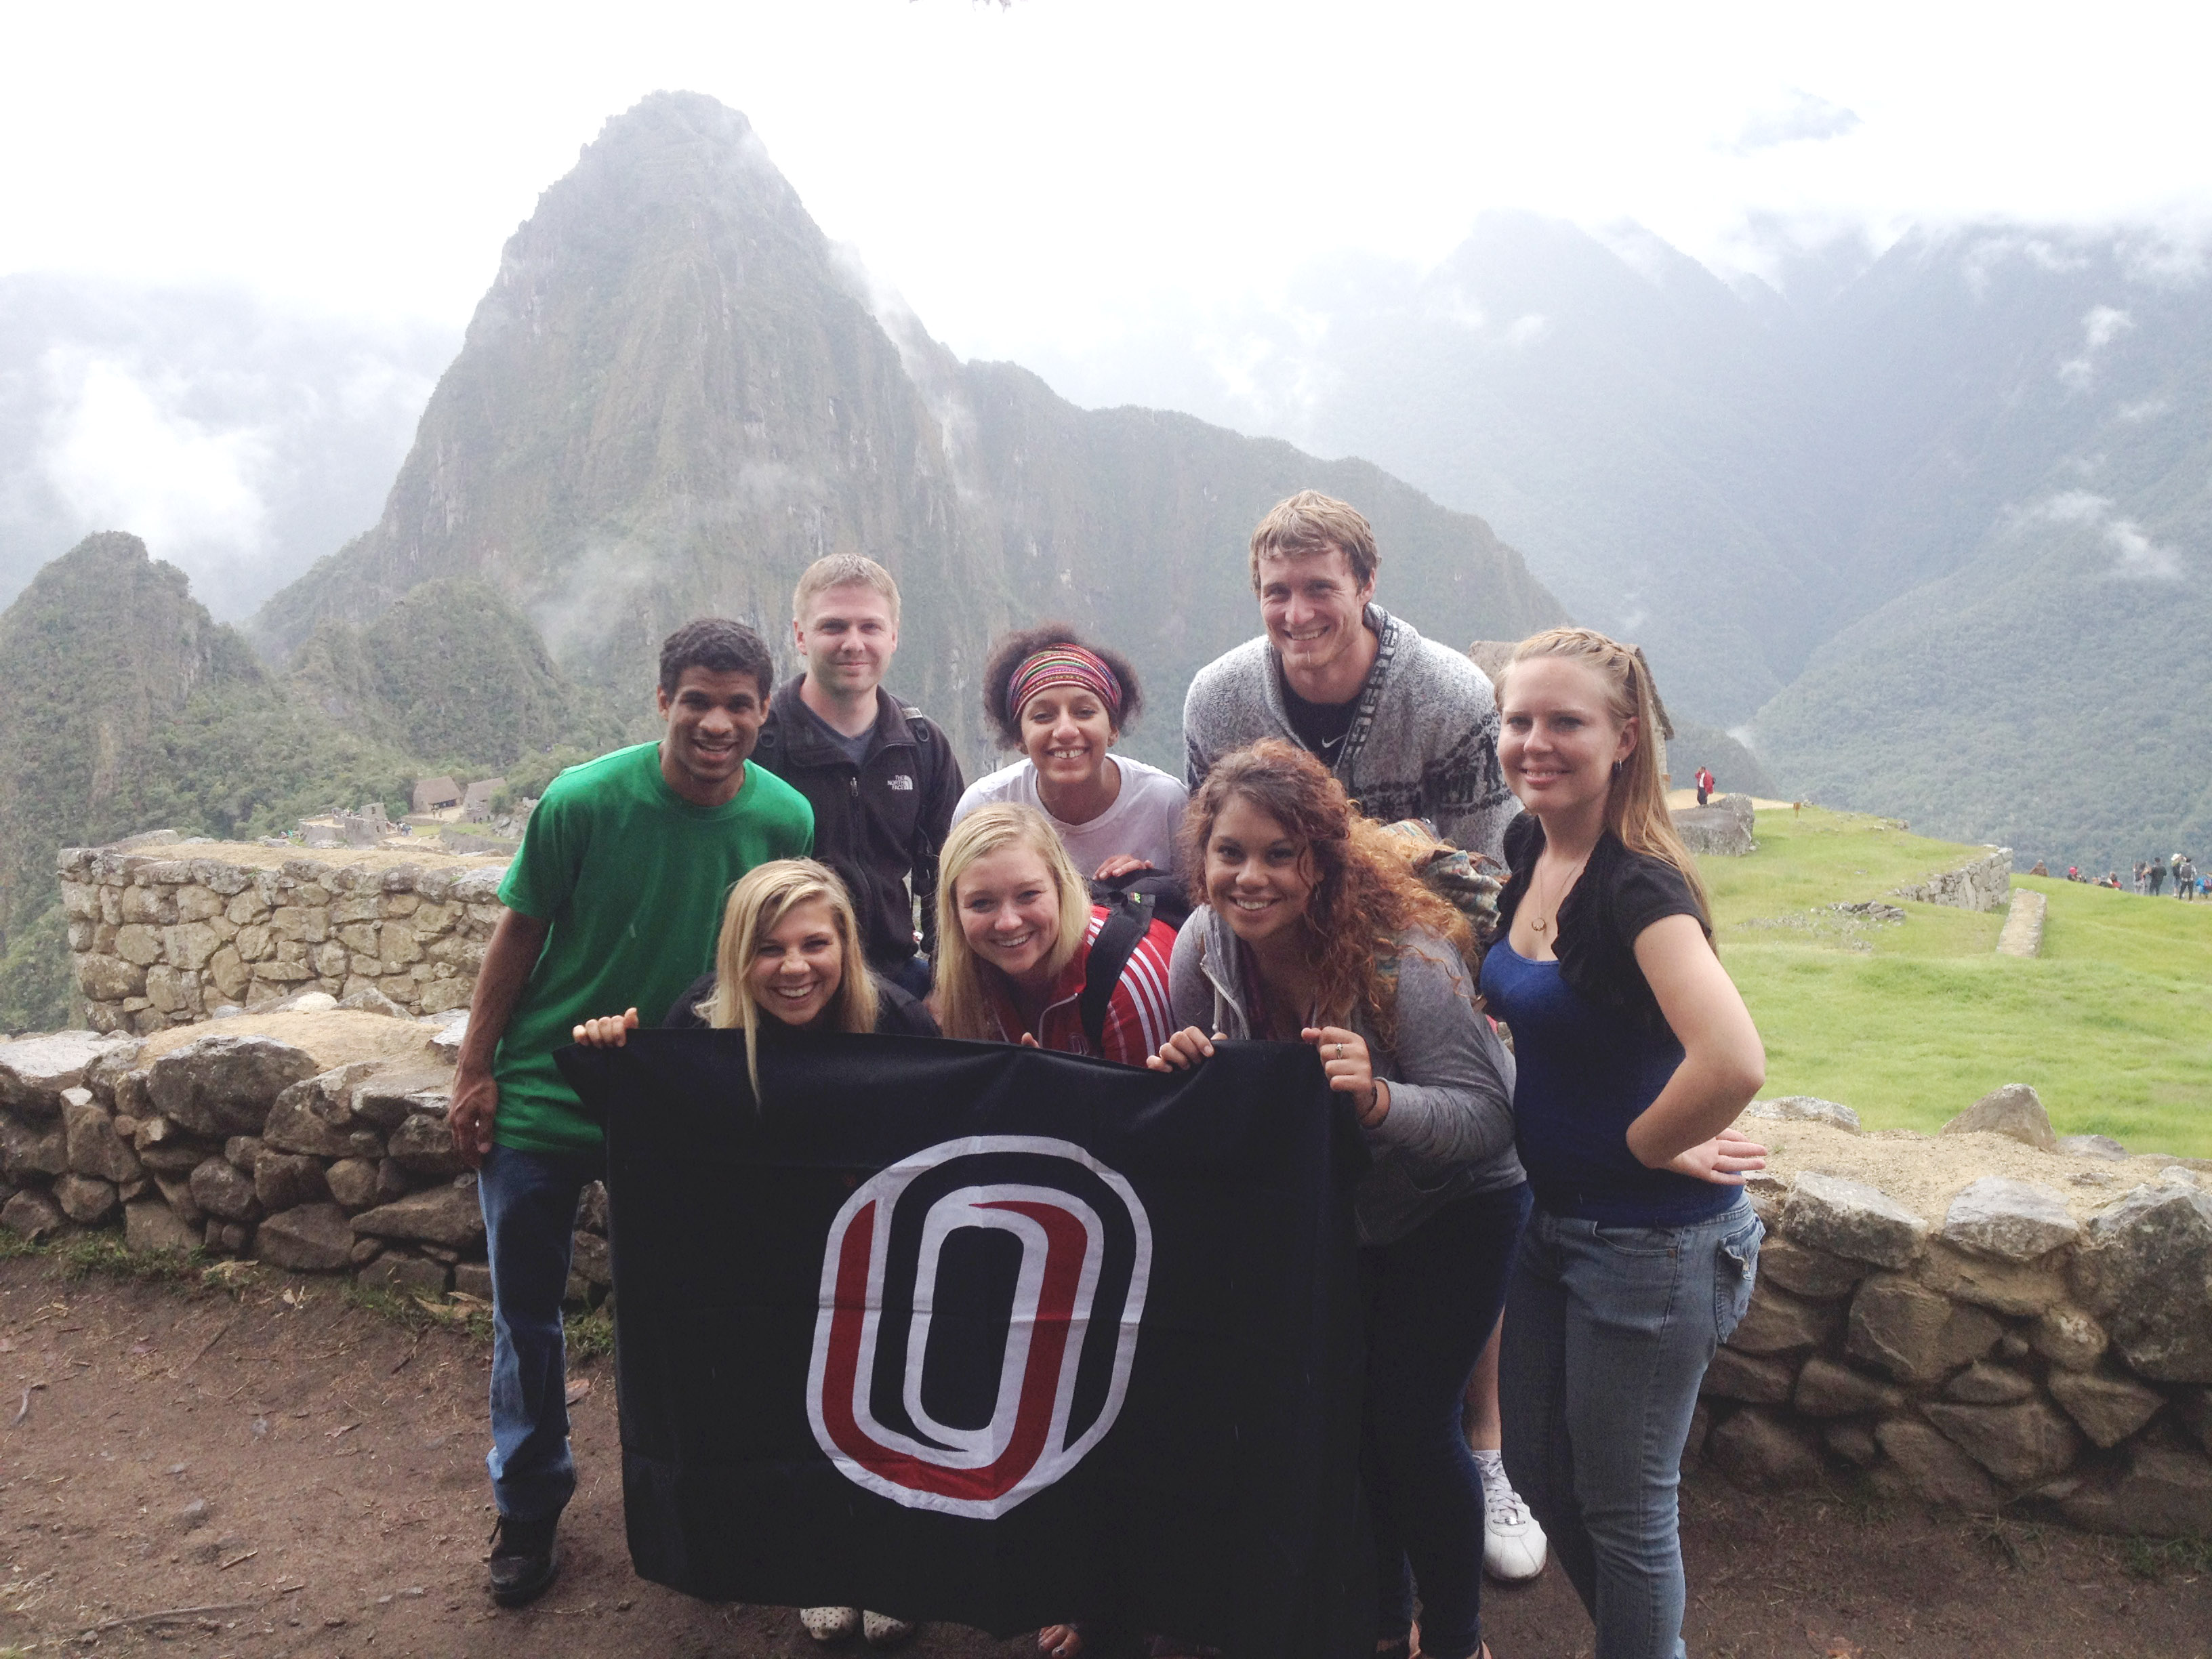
[930,804,1092,1042]
[1500,628,1712,928]
[792,554,900,627]
[702,859,879,1099]
[1248,490,1379,594]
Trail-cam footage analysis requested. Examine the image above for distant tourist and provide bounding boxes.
[1182,490,1519,865]
[2148,860,2165,895]
[754,554,964,1000]
[444,619,813,1611]
[1179,488,1538,1582]
[2181,854,2199,901]
[1694,764,1715,807]
[1479,627,1768,1659]
[569,859,934,1651]
[951,623,1187,881]
[2029,859,2047,877]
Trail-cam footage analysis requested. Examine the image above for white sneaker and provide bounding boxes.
[862,1612,916,1647]
[802,1606,861,1642]
[1475,1452,1547,1582]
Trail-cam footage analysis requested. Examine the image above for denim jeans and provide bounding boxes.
[886,951,933,1000]
[1364,1181,1532,1659]
[1500,1198,1761,1659]
[479,1141,605,1522]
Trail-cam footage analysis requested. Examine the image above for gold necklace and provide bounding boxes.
[1528,850,1591,935]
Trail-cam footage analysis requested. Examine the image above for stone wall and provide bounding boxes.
[5,1002,2209,1537]
[0,1010,609,1305]
[59,841,509,1035]
[1698,1094,2212,1537]
[1671,793,1756,856]
[1893,848,2013,913]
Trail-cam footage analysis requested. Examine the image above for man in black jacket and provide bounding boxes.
[754,555,963,998]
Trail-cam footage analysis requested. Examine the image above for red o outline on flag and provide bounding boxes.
[804,1135,1152,1519]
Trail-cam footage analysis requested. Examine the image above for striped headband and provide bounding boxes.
[1007,645,1123,720]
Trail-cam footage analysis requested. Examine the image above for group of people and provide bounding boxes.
[2129,855,2201,898]
[447,491,1771,1659]
[2057,855,2204,897]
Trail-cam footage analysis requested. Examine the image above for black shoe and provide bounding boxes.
[487,1513,561,1607]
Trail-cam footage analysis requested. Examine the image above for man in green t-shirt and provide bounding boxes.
[445,618,813,1608]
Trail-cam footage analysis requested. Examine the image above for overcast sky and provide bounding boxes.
[7,0,2210,364]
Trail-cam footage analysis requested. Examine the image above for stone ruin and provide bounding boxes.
[60,840,509,1035]
[1893,847,2014,912]
[0,1008,609,1309]
[1673,792,1756,857]
[1694,1088,2212,1538]
[18,839,2212,1540]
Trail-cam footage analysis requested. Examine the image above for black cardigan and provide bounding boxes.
[1494,814,1709,1040]
[661,970,941,1037]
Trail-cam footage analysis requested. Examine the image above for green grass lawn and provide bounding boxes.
[1706,805,2212,1157]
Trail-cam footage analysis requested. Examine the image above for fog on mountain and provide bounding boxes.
[1,89,2207,1033]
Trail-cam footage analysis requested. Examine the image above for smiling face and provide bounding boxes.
[1204,794,1317,951]
[1019,684,1117,792]
[656,665,769,805]
[954,844,1066,987]
[1498,655,1637,822]
[1257,546,1374,688]
[793,581,899,701]
[744,897,846,1027]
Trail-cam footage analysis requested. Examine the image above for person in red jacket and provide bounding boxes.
[1694,764,1715,808]
[930,803,1177,1065]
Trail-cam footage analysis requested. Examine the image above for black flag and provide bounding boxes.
[559,1030,1372,1657]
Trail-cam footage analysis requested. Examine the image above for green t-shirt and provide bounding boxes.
[491,743,814,1154]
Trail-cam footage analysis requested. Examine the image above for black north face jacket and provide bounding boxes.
[754,680,964,972]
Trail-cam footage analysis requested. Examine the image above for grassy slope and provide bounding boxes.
[1707,804,2212,1157]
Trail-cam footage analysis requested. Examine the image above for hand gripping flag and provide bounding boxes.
[558,1029,1372,1657]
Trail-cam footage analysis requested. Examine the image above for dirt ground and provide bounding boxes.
[1,1254,2205,1659]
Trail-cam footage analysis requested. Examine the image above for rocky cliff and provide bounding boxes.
[250,92,1567,767]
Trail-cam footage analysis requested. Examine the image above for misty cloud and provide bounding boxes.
[2104,518,2183,580]
[37,348,273,569]
[2024,489,2185,581]
[2057,304,2133,388]
[1721,91,1862,157]
[0,274,452,618]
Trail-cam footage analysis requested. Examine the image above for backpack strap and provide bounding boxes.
[1079,891,1155,1053]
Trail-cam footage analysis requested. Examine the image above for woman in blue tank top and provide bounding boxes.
[1475,629,1769,1659]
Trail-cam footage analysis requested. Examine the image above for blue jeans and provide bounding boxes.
[1365,1181,1532,1659]
[886,951,933,1000]
[1500,1199,1761,1659]
[480,1142,605,1522]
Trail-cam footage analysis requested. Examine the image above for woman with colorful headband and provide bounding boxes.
[952,623,1188,881]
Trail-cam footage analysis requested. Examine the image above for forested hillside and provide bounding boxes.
[1036,217,2210,867]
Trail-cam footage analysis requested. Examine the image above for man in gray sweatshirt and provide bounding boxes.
[1182,489,1519,865]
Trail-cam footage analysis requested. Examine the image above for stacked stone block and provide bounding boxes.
[1697,1161,2212,1538]
[59,845,507,1034]
[0,1021,612,1308]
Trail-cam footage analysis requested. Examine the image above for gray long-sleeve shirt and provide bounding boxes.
[1168,906,1524,1246]
[1181,603,1520,865]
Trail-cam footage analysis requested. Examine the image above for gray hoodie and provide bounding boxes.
[1168,905,1524,1246]
[1181,603,1519,865]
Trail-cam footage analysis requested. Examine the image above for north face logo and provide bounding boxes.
[806,1135,1152,1519]
[886,775,915,791]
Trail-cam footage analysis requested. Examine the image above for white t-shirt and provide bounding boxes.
[951,756,1189,879]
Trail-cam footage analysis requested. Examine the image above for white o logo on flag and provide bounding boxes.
[805,1135,1153,1518]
